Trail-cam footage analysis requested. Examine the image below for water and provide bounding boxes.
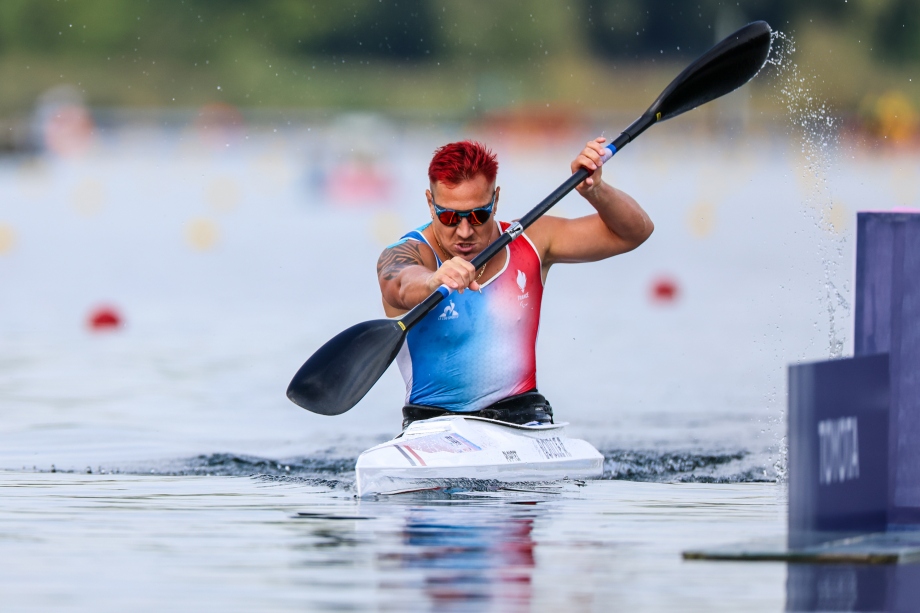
[1,106,917,608]
[0,473,785,611]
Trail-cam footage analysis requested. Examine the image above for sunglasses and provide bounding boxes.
[432,189,496,226]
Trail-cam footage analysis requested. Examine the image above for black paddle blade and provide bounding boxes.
[287,319,406,415]
[649,21,772,123]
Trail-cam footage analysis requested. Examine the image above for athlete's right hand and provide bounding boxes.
[428,256,481,294]
[572,136,609,197]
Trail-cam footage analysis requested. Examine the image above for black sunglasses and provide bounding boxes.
[432,189,496,226]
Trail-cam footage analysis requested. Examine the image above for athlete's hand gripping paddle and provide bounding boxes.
[288,21,773,415]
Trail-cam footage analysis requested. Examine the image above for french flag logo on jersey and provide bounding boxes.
[517,270,529,305]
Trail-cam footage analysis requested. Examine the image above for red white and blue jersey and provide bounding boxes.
[394,221,544,412]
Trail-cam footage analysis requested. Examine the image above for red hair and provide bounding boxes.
[428,140,498,186]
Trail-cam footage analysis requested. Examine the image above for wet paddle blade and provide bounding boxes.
[649,21,772,123]
[287,319,406,415]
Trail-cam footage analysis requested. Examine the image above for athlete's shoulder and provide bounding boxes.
[516,216,563,260]
[526,215,566,232]
[386,222,433,249]
[377,223,437,280]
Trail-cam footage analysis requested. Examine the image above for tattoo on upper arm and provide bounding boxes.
[377,240,426,281]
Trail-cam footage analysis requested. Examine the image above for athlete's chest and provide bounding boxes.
[425,240,543,328]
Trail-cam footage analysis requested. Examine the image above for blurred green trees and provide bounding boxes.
[0,0,917,114]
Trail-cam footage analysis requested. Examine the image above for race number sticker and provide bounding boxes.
[405,433,482,455]
[533,437,571,459]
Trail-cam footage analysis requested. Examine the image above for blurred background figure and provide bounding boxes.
[35,85,96,157]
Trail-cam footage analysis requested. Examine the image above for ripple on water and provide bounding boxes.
[44,448,778,490]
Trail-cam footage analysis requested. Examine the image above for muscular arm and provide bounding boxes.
[535,183,653,265]
[377,240,436,313]
[378,238,485,315]
[528,137,653,269]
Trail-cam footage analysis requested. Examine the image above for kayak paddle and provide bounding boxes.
[288,20,773,415]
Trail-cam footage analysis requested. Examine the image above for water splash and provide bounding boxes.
[759,32,853,484]
[767,31,851,358]
[601,449,773,483]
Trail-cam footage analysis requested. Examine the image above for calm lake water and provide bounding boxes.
[1,113,918,610]
[0,473,786,611]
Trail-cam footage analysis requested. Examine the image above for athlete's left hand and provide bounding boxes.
[572,136,608,197]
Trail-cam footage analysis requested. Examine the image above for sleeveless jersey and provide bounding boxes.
[394,220,544,412]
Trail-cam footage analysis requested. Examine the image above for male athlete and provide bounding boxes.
[377,139,653,428]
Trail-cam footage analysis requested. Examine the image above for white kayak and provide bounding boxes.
[355,415,604,497]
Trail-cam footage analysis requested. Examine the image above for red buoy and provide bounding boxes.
[650,277,680,303]
[88,306,122,331]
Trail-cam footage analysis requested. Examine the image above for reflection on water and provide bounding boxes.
[1,473,794,611]
[786,563,920,613]
[377,503,538,611]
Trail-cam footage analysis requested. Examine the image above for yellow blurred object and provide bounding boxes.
[186,218,219,251]
[0,224,16,254]
[822,201,850,235]
[866,91,919,145]
[687,201,716,238]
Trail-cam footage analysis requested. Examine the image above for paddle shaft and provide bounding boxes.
[399,115,654,331]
